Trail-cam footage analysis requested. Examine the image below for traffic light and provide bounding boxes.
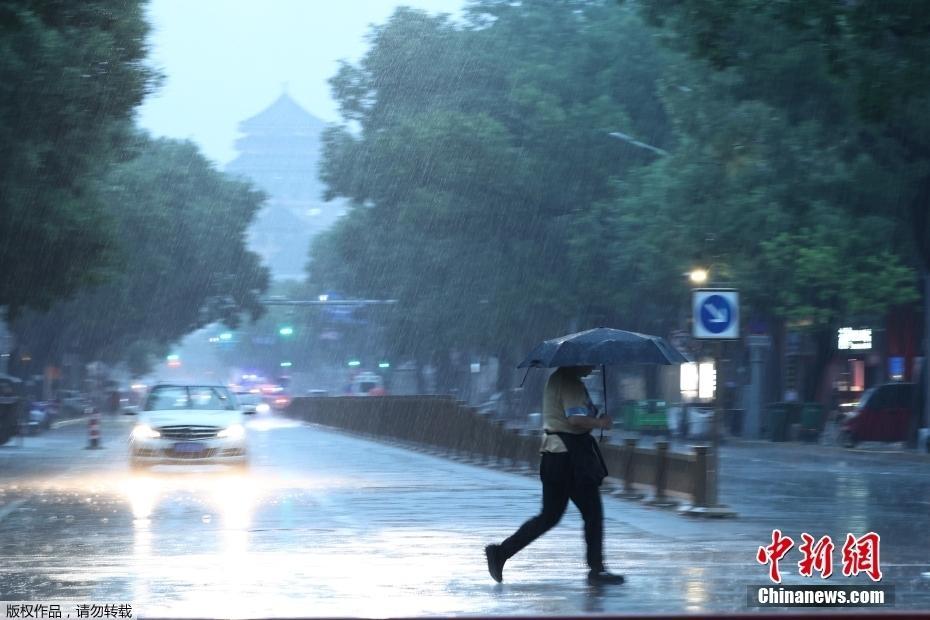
[279,326,294,337]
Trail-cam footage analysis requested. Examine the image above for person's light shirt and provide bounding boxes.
[540,368,596,453]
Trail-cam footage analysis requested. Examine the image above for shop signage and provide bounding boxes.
[837,327,872,351]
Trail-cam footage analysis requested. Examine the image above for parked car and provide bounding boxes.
[127,384,254,470]
[57,390,91,418]
[838,382,918,447]
[26,401,52,434]
[0,374,24,446]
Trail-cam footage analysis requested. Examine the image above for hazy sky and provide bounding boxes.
[136,0,463,165]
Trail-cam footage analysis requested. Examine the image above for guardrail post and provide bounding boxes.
[646,440,678,508]
[613,438,645,500]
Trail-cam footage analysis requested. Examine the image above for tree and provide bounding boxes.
[635,0,930,273]
[12,136,270,376]
[615,0,925,399]
[312,1,672,390]
[0,1,158,317]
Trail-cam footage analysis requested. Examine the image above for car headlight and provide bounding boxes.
[256,403,270,414]
[132,424,160,440]
[218,424,245,440]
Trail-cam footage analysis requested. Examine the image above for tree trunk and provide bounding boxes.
[803,328,834,404]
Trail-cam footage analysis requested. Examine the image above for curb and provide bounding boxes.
[724,435,930,463]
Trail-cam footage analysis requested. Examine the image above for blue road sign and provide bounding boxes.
[693,290,739,339]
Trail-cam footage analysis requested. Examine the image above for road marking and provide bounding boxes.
[0,499,26,524]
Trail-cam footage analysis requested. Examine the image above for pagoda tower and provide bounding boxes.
[226,92,345,280]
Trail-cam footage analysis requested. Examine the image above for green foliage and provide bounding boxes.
[313,1,671,365]
[12,136,270,375]
[757,208,918,326]
[0,0,158,317]
[636,0,930,270]
[311,0,923,390]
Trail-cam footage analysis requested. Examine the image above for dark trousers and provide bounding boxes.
[498,454,604,570]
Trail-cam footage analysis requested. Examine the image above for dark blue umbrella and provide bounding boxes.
[518,327,689,369]
[518,328,689,438]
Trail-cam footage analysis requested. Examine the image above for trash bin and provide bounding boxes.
[918,428,929,454]
[667,405,682,436]
[640,400,668,432]
[621,400,638,431]
[766,403,788,442]
[687,406,713,439]
[726,408,745,437]
[800,403,825,441]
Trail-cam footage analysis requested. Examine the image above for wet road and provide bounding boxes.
[0,414,928,617]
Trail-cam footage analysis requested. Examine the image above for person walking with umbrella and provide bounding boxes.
[485,364,623,585]
[485,328,687,585]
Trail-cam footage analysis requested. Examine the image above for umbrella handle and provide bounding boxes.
[599,364,607,442]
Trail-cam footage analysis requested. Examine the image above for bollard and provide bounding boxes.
[691,445,709,508]
[86,408,101,449]
[645,440,678,508]
[680,444,737,518]
[613,438,645,500]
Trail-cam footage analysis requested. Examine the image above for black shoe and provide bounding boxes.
[588,569,625,585]
[485,544,505,583]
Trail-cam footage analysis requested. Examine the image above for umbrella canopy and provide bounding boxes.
[518,327,689,369]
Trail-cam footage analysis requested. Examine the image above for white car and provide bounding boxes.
[128,384,254,470]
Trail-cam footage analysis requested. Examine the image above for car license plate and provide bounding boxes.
[174,442,205,454]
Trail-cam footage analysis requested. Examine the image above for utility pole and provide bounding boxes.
[746,334,771,439]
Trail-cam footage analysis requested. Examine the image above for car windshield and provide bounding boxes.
[144,386,235,411]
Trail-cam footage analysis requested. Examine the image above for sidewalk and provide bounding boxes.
[605,419,930,464]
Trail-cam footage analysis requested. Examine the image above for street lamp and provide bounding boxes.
[689,268,709,285]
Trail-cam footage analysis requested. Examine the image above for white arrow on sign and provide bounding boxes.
[705,302,729,323]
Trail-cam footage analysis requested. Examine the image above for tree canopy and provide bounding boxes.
[312,1,672,375]
[307,0,923,395]
[12,136,269,377]
[0,0,158,318]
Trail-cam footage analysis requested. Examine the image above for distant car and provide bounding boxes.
[839,382,918,447]
[347,372,385,396]
[236,392,270,415]
[128,384,254,470]
[270,394,291,410]
[57,390,91,418]
[27,402,51,434]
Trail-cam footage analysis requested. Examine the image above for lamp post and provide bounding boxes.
[685,267,738,517]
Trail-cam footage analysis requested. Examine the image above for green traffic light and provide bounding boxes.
[279,326,294,336]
